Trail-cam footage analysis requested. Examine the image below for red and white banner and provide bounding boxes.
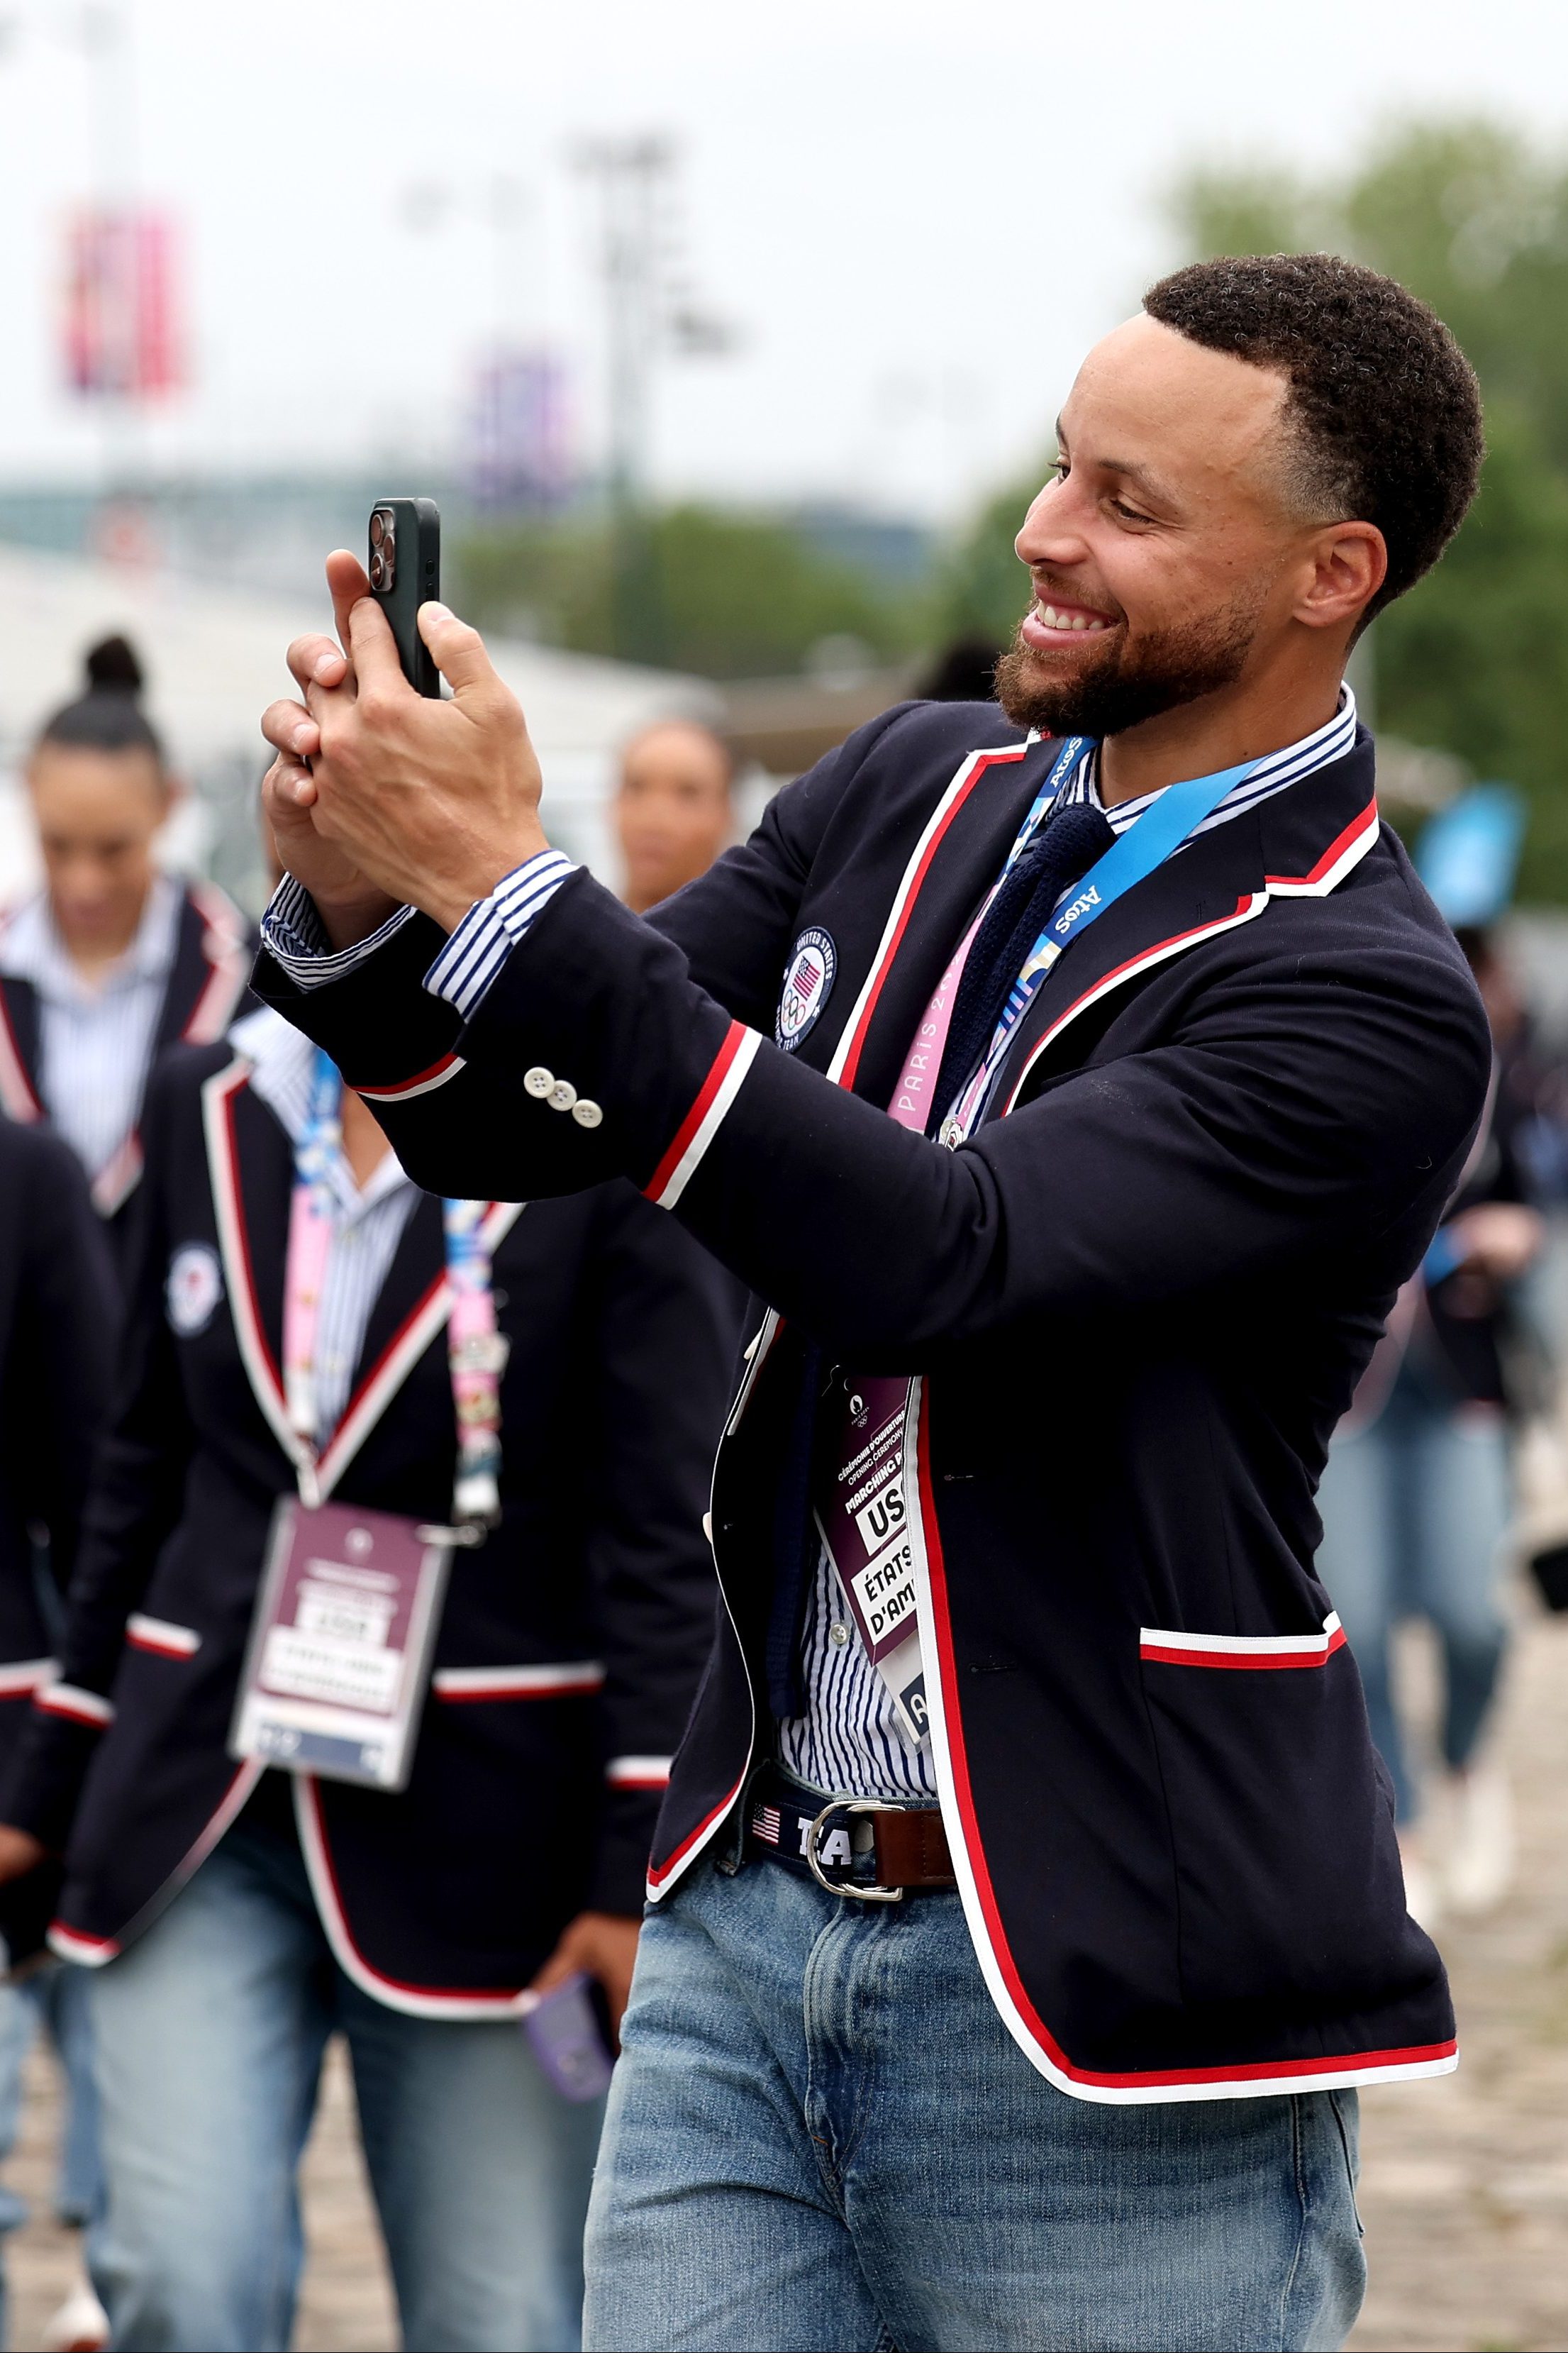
[62,210,186,399]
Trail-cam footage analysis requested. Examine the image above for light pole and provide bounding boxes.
[574,135,737,663]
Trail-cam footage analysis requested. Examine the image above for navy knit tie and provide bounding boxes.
[926,799,1115,1138]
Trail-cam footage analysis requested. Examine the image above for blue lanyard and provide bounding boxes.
[945,749,1264,1142]
[297,1046,343,1209]
[1036,754,1263,965]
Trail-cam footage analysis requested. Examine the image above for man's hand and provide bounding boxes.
[261,553,403,948]
[528,1909,641,2047]
[260,552,550,936]
[0,1825,46,1886]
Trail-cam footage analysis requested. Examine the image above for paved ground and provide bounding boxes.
[3,1610,1566,2353]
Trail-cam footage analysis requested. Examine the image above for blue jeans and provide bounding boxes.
[23,1960,106,2226]
[87,1810,604,2352]
[1316,1378,1510,1818]
[0,1966,109,2343]
[584,1852,1365,2352]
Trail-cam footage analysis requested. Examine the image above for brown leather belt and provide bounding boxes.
[745,1768,956,1900]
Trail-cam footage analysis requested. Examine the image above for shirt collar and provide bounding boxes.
[1078,684,1359,829]
[0,871,182,1003]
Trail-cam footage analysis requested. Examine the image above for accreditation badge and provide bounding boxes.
[228,1499,452,1791]
[813,1373,928,1749]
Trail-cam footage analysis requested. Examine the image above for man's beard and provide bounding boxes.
[993,588,1266,740]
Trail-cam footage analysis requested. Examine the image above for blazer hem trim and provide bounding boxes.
[292,1776,532,2019]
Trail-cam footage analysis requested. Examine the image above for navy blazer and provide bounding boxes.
[0,881,252,1244]
[4,1034,741,2015]
[254,702,1492,2097]
[0,1119,114,1762]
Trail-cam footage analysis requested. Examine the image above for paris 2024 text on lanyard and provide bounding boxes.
[814,743,1266,1751]
[229,1048,509,1794]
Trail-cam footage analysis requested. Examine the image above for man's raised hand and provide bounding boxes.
[260,560,550,939]
[261,551,401,948]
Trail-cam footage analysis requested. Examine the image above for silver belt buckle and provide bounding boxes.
[804,1799,904,1903]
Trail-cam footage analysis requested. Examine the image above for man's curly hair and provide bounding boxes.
[1143,253,1483,621]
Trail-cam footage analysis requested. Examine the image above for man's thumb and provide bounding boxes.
[418,602,499,699]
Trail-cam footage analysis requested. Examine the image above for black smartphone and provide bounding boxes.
[367,497,441,695]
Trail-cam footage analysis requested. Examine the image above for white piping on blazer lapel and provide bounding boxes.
[825,738,1036,1092]
[203,1058,300,1468]
[316,1200,523,1499]
[181,882,253,1046]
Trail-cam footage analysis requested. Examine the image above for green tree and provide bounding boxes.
[1176,120,1568,899]
[935,472,1045,652]
[453,504,925,681]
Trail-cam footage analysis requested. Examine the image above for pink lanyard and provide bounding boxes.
[886,913,985,1137]
[282,1049,505,1524]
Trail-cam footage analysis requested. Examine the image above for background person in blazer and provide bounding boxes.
[0,1002,740,2353]
[0,1118,113,2353]
[0,634,248,2352]
[0,636,250,1261]
[252,256,1493,2350]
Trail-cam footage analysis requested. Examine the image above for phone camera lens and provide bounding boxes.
[369,511,386,548]
[369,549,386,589]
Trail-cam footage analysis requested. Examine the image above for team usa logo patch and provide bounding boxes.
[165,1241,225,1338]
[775,926,837,1051]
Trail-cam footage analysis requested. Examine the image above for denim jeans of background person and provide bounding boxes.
[1316,912,1548,1926]
[584,1836,1364,2353]
[1316,1366,1510,1881]
[86,1811,603,2353]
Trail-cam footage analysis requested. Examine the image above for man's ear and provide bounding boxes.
[1296,521,1386,634]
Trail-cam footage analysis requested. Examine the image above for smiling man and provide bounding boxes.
[253,255,1490,2351]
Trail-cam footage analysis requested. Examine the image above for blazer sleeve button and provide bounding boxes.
[523,1066,555,1100]
[570,1098,604,1129]
[547,1078,578,1112]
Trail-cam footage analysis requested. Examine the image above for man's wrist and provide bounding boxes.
[314,885,404,951]
[411,827,553,936]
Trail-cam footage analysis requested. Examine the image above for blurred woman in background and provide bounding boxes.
[0,635,249,1261]
[0,632,247,2352]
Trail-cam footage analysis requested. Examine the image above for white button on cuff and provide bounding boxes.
[571,1098,604,1129]
[547,1079,578,1113]
[523,1067,554,1100]
[829,1622,850,1647]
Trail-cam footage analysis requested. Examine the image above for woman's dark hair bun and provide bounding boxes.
[84,634,145,697]
[37,633,163,761]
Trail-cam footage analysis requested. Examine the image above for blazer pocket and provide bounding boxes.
[1138,1613,1345,1670]
[1140,1615,1409,2013]
[430,1661,605,1703]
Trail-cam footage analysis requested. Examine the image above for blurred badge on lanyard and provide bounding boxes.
[230,1049,509,1792]
[813,1373,927,1749]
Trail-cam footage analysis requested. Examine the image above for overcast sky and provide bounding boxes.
[0,0,1565,523]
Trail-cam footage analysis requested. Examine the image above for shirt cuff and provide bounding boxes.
[261,876,416,990]
[423,851,579,1020]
